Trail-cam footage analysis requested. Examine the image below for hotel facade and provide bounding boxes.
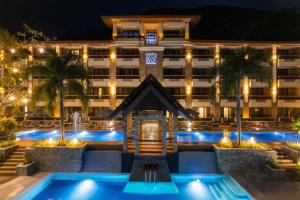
[10,15,300,122]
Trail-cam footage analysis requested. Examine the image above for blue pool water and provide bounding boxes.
[16,173,254,200]
[16,130,300,143]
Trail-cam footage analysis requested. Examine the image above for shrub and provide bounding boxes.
[217,139,269,149]
[0,140,15,148]
[0,117,18,140]
[33,139,85,147]
[292,115,300,134]
[266,158,280,169]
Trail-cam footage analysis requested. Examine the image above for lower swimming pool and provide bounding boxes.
[16,130,300,143]
[15,173,254,200]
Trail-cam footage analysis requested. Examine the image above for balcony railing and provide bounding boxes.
[163,75,185,79]
[173,94,185,99]
[277,75,300,79]
[192,75,213,80]
[249,95,271,100]
[163,34,185,38]
[278,55,300,59]
[88,55,109,59]
[89,75,109,79]
[116,75,139,79]
[278,96,300,100]
[89,95,110,99]
[116,94,129,99]
[193,95,210,99]
[163,55,185,59]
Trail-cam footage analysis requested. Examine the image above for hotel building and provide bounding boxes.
[10,15,300,122]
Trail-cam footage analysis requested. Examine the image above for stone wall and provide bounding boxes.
[179,151,217,173]
[213,145,277,174]
[0,145,18,161]
[283,146,300,163]
[25,146,86,172]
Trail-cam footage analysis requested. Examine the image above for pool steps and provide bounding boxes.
[0,147,25,176]
[208,179,252,200]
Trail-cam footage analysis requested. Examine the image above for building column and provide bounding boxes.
[185,22,190,40]
[53,46,60,118]
[139,51,147,81]
[134,113,139,156]
[112,22,117,39]
[214,45,221,121]
[185,46,193,109]
[82,45,89,122]
[242,76,250,119]
[271,46,278,120]
[173,114,178,152]
[159,22,163,40]
[109,46,117,109]
[162,114,167,156]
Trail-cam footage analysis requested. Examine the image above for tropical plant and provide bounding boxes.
[292,114,300,134]
[25,52,89,141]
[218,47,271,145]
[0,117,18,140]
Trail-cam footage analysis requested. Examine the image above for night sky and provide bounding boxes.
[1,0,300,35]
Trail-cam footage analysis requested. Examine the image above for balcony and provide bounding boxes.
[88,57,109,66]
[163,57,185,66]
[116,57,139,66]
[193,75,214,87]
[221,99,243,107]
[250,79,269,87]
[116,75,140,87]
[278,76,300,87]
[278,55,300,67]
[278,97,300,108]
[163,75,185,87]
[192,100,213,107]
[249,99,272,107]
[192,56,214,67]
[89,75,109,87]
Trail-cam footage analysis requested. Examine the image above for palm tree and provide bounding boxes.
[219,47,271,145]
[26,52,89,141]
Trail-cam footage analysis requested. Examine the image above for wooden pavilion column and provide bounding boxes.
[162,114,167,156]
[168,112,174,146]
[173,114,178,152]
[123,114,128,152]
[134,113,140,156]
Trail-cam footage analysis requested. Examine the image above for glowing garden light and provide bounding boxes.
[22,98,29,104]
[249,136,256,144]
[9,96,15,101]
[221,136,230,144]
[12,68,18,73]
[39,48,45,54]
[10,48,16,54]
[48,137,54,145]
[72,137,78,145]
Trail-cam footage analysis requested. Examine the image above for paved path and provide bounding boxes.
[0,172,48,200]
[235,176,300,200]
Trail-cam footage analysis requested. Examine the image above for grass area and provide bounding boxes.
[217,137,270,149]
[0,140,15,148]
[33,139,85,147]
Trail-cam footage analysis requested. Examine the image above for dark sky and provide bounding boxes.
[1,0,299,35]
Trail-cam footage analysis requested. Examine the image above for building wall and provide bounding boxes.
[7,18,300,122]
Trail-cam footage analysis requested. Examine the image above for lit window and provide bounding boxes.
[146,53,157,65]
[146,30,157,45]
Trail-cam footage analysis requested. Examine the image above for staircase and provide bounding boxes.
[273,146,297,169]
[127,140,173,157]
[0,147,25,176]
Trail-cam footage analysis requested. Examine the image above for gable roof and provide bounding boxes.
[109,74,191,120]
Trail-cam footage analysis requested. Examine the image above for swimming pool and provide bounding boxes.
[16,130,300,143]
[15,173,254,200]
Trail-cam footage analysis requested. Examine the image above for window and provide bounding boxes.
[146,53,158,65]
[146,30,157,45]
[122,30,139,38]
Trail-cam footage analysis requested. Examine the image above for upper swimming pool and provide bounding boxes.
[16,130,300,143]
[15,173,254,200]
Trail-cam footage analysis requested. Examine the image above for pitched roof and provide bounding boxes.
[109,74,191,120]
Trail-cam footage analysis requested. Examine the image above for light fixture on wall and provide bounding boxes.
[110,51,116,60]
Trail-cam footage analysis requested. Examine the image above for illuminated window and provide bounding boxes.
[146,53,157,65]
[146,30,157,45]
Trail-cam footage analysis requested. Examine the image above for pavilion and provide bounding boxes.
[110,74,191,156]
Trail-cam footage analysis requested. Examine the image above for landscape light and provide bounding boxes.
[12,68,18,73]
[249,137,256,144]
[39,48,45,54]
[22,98,29,104]
[48,137,54,145]
[10,48,16,54]
[9,96,15,101]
